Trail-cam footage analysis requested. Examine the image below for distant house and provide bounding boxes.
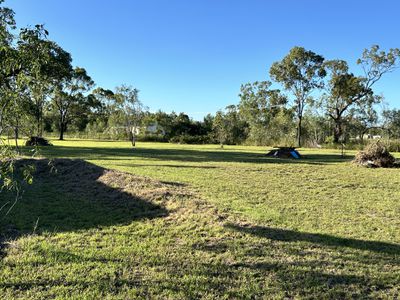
[137,122,165,136]
[107,122,165,136]
[364,134,382,140]
[355,134,383,140]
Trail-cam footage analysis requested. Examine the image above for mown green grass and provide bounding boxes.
[1,139,399,299]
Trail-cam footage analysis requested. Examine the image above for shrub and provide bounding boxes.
[383,139,400,152]
[136,134,168,143]
[25,136,53,146]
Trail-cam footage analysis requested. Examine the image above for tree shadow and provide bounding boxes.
[188,223,400,297]
[0,159,169,239]
[116,164,218,169]
[225,223,400,255]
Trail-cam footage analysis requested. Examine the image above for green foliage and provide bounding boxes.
[52,67,94,140]
[383,109,400,138]
[320,44,400,143]
[238,81,291,145]
[169,134,208,144]
[270,46,326,147]
[212,106,247,146]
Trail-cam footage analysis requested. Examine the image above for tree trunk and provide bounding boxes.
[333,120,342,144]
[360,130,366,143]
[59,120,65,140]
[38,105,43,137]
[14,121,19,140]
[36,111,42,137]
[131,128,136,147]
[297,116,302,148]
[14,125,20,154]
[59,127,64,140]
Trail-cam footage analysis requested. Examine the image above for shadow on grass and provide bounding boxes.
[33,145,352,165]
[225,223,400,255]
[115,164,219,169]
[0,159,168,239]
[189,223,400,297]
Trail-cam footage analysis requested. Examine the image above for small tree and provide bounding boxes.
[383,109,400,139]
[238,81,288,145]
[114,85,147,147]
[213,110,228,148]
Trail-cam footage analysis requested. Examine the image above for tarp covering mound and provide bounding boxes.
[353,141,396,168]
[266,147,302,159]
[25,136,53,146]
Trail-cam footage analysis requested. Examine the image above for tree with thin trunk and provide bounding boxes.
[270,47,326,147]
[114,85,147,147]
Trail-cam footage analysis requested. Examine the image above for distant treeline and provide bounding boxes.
[1,1,400,149]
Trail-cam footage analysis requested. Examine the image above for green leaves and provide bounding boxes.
[270,46,326,92]
[269,46,326,146]
[358,45,400,85]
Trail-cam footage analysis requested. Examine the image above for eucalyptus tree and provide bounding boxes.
[0,1,35,207]
[321,46,400,143]
[238,81,287,145]
[113,85,147,147]
[0,1,18,136]
[270,47,326,147]
[91,87,115,120]
[18,26,72,137]
[321,60,368,142]
[348,103,380,142]
[52,67,94,140]
[383,109,400,138]
[212,110,229,148]
[212,105,247,147]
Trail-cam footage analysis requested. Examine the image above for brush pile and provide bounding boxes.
[353,141,396,168]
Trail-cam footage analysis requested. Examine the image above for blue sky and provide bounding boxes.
[7,0,400,119]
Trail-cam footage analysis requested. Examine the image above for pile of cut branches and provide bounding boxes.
[353,141,396,168]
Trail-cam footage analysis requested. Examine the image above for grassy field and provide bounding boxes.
[1,139,399,299]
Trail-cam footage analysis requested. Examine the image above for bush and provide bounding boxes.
[383,139,400,152]
[25,136,53,146]
[136,134,168,143]
[353,141,396,168]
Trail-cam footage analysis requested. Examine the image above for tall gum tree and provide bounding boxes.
[52,67,94,140]
[238,81,288,145]
[18,25,73,137]
[270,47,326,147]
[322,45,400,143]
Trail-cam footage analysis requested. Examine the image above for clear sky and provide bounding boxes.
[6,0,400,119]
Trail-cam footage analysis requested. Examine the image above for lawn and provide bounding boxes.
[0,139,399,299]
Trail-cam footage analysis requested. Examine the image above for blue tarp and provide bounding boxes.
[290,150,300,159]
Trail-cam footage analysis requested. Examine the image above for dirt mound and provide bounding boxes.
[25,136,52,146]
[266,147,301,159]
[353,141,396,168]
